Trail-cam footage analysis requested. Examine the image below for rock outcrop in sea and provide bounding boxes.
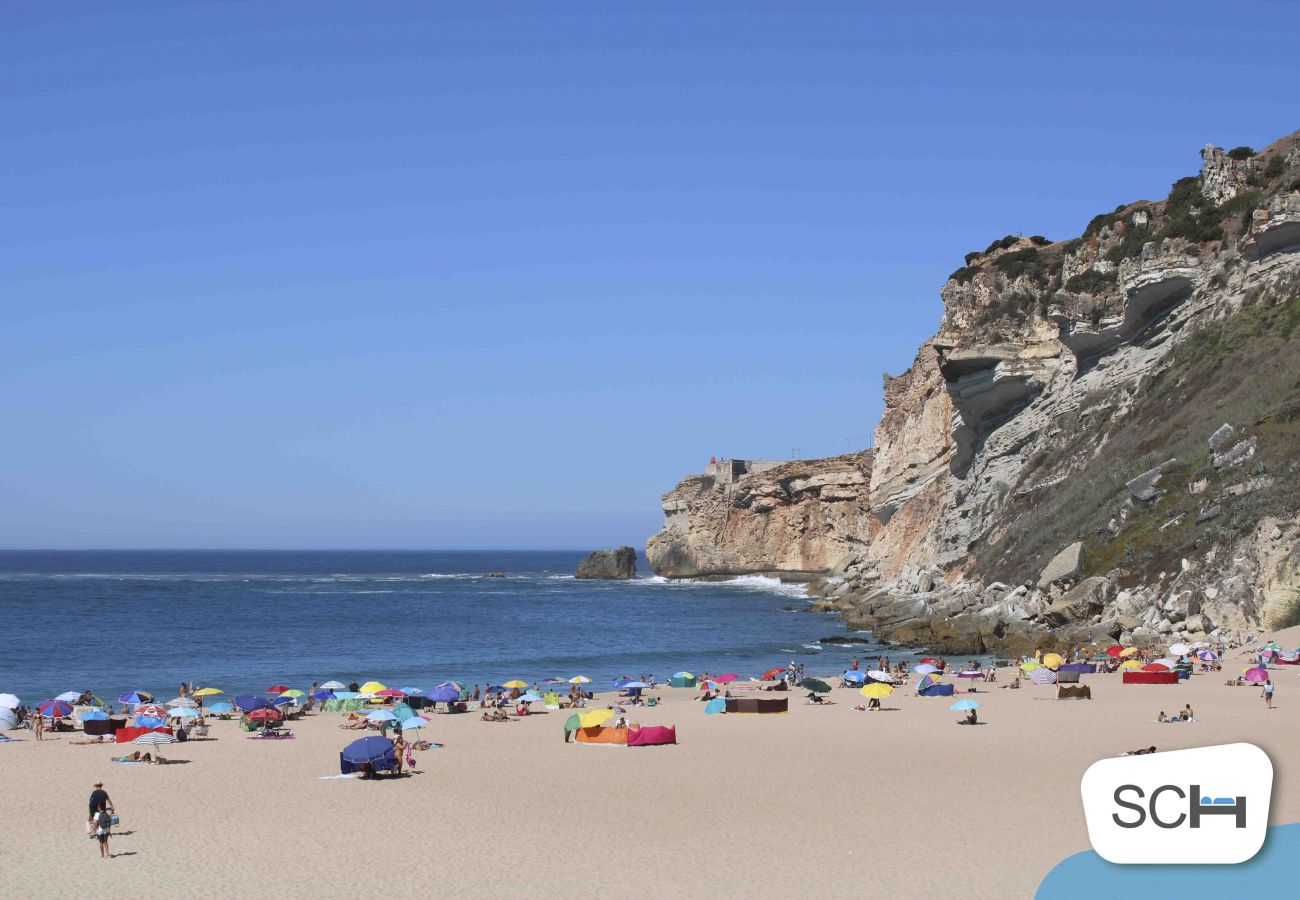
[647,130,1300,654]
[576,546,638,580]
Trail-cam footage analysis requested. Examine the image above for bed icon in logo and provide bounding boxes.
[1082,743,1272,863]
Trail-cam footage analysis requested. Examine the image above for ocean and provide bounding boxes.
[0,550,904,702]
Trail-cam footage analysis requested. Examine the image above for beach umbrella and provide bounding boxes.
[621,682,648,690]
[801,678,831,694]
[166,697,199,708]
[209,702,234,713]
[366,710,398,723]
[578,709,614,728]
[519,692,543,703]
[341,735,395,767]
[436,681,464,691]
[1030,668,1058,685]
[55,691,81,703]
[950,699,981,711]
[332,691,362,700]
[568,676,592,684]
[82,709,109,720]
[698,680,720,691]
[1119,647,1139,658]
[1105,646,1126,659]
[958,670,982,680]
[266,685,289,695]
[1168,642,1191,656]
[866,670,891,682]
[359,681,387,695]
[375,689,407,698]
[913,664,940,675]
[715,674,739,684]
[1042,653,1064,670]
[193,687,223,697]
[1264,642,1282,651]
[1153,659,1179,669]
[672,672,694,679]
[563,714,582,739]
[428,686,460,703]
[860,683,893,699]
[135,716,165,728]
[1197,650,1219,661]
[316,690,336,701]
[613,679,635,689]
[916,673,942,692]
[1141,663,1170,672]
[320,681,346,691]
[1118,659,1142,671]
[539,678,563,685]
[1261,649,1280,661]
[272,696,297,706]
[279,689,305,698]
[247,708,283,723]
[134,704,168,718]
[133,731,176,745]
[843,671,867,684]
[919,657,942,666]
[234,694,273,712]
[704,698,726,714]
[118,691,152,705]
[399,686,425,695]
[502,680,529,689]
[169,707,199,720]
[0,693,19,709]
[1244,667,1269,683]
[760,667,785,681]
[1019,661,1041,672]
[400,716,429,731]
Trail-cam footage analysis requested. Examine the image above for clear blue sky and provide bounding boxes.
[2,2,1296,549]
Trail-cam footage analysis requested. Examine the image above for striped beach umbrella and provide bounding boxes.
[916,673,942,692]
[133,731,176,745]
[134,704,169,717]
[1030,667,1058,685]
[118,691,152,705]
[37,699,73,718]
[247,708,283,722]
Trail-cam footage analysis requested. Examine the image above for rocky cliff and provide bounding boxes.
[648,130,1300,653]
[645,453,878,578]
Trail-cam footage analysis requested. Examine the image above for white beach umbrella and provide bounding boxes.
[0,693,20,709]
[1168,642,1191,656]
[166,697,199,708]
[1153,658,1179,669]
[55,691,81,703]
[913,664,939,675]
[133,731,176,745]
[866,670,891,681]
[320,681,346,690]
[169,707,199,720]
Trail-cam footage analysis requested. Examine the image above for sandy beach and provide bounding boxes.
[3,627,1297,899]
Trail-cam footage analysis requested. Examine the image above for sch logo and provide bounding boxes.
[1081,743,1272,863]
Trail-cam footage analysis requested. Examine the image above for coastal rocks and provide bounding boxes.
[645,452,877,578]
[1037,542,1084,589]
[1199,143,1253,205]
[575,547,638,580]
[1212,436,1257,470]
[1126,459,1178,503]
[1041,576,1111,626]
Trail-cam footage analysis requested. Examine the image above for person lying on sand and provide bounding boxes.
[480,709,513,722]
[1121,746,1158,756]
[71,737,108,745]
[112,751,142,763]
[805,693,833,705]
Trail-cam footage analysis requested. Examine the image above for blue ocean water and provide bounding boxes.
[0,551,894,702]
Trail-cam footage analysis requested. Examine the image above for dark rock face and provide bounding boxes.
[575,547,637,580]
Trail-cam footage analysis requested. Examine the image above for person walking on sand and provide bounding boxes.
[91,801,113,858]
[87,780,114,825]
[34,713,44,741]
[1264,679,1275,709]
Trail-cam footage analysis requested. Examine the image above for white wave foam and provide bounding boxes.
[717,575,809,598]
[801,643,823,651]
[639,575,668,584]
[419,573,477,579]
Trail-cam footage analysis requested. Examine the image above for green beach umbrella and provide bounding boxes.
[801,678,831,694]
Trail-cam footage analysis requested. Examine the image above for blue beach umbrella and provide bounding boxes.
[37,700,73,718]
[209,702,234,713]
[272,696,296,706]
[843,671,867,684]
[428,686,460,702]
[118,691,152,705]
[398,687,424,695]
[134,716,165,728]
[704,698,726,715]
[316,690,335,700]
[613,678,635,688]
[332,691,362,700]
[950,699,981,711]
[82,709,109,720]
[518,692,542,703]
[366,710,398,723]
[621,681,649,689]
[400,716,429,731]
[234,694,273,712]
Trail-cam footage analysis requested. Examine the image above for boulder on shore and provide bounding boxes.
[576,547,638,580]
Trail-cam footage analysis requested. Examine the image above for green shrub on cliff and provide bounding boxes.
[1227,146,1255,161]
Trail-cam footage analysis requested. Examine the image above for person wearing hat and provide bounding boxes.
[87,781,114,824]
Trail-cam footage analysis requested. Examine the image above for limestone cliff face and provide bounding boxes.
[645,453,878,578]
[646,130,1300,652]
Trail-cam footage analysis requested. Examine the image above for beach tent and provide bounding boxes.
[542,692,562,708]
[704,698,726,715]
[340,736,398,775]
[574,726,628,745]
[1057,685,1092,700]
[918,683,955,697]
[669,674,697,688]
[628,725,676,747]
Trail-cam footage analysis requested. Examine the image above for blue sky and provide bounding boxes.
[2,2,1297,549]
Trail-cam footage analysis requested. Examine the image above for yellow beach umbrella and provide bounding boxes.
[1042,653,1064,670]
[577,709,614,728]
[359,681,387,694]
[568,676,592,684]
[279,689,305,698]
[502,680,529,689]
[860,683,894,699]
[1118,659,1142,670]
[1019,661,1041,672]
[1119,647,1139,658]
[193,688,223,697]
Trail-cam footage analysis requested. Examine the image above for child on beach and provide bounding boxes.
[90,802,113,858]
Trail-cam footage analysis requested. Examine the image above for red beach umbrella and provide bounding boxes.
[1140,663,1170,672]
[247,708,283,722]
[133,704,168,717]
[1105,646,1126,659]
[375,689,407,698]
[760,667,785,681]
[266,685,289,694]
